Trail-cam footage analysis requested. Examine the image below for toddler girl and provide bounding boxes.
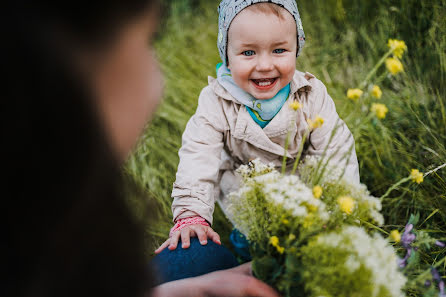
[155,0,359,254]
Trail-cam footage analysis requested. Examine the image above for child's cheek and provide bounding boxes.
[280,59,296,83]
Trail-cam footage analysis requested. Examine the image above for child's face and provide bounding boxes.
[227,7,297,100]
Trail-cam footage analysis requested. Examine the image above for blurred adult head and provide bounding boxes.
[2,1,162,296]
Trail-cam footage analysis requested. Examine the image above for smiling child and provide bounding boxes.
[155,0,360,254]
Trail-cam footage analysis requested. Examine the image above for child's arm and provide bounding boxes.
[156,86,226,253]
[305,79,360,183]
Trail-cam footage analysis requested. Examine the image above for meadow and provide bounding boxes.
[125,0,445,293]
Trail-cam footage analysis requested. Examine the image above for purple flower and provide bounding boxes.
[435,241,446,248]
[425,280,431,287]
[432,268,441,282]
[397,248,412,268]
[401,224,416,248]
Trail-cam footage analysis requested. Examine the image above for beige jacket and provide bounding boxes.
[171,70,359,224]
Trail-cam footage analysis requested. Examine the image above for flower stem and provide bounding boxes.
[408,256,446,286]
[359,48,393,89]
[281,128,292,175]
[424,162,446,177]
[379,176,411,201]
[290,129,310,175]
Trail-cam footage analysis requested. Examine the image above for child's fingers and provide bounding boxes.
[191,225,208,245]
[168,231,181,250]
[180,228,191,249]
[207,228,221,245]
[154,238,171,254]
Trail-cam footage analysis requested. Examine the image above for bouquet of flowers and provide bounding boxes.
[229,158,406,297]
[229,158,445,297]
[227,38,445,297]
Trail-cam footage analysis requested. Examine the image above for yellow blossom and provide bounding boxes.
[385,57,404,75]
[387,39,407,59]
[303,217,313,228]
[390,230,401,243]
[306,203,318,212]
[347,88,363,101]
[371,85,382,99]
[410,169,424,184]
[307,115,324,130]
[371,103,389,119]
[288,234,296,241]
[269,236,279,247]
[289,101,302,111]
[338,196,355,214]
[282,219,289,225]
[269,236,285,254]
[313,185,323,199]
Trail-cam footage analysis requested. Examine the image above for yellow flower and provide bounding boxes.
[307,115,324,130]
[390,230,401,243]
[371,85,382,99]
[387,39,407,59]
[269,236,279,247]
[338,196,355,214]
[347,88,363,101]
[288,234,296,241]
[289,101,302,111]
[306,203,318,212]
[282,219,290,225]
[269,236,285,253]
[410,169,424,184]
[385,57,404,75]
[313,185,323,199]
[371,103,389,119]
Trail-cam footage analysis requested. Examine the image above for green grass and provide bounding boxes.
[125,0,446,283]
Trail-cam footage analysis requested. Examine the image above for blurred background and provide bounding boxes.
[124,0,446,261]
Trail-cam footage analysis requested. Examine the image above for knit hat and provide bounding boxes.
[217,0,305,65]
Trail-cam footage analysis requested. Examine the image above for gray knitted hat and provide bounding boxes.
[217,0,305,65]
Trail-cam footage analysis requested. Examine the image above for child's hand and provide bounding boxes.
[154,224,221,254]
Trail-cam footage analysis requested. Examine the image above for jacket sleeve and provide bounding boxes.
[306,79,360,184]
[171,86,226,225]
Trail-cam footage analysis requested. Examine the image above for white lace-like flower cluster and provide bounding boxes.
[317,226,406,297]
[237,158,275,179]
[254,171,329,220]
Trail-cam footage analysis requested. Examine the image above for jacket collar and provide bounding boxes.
[208,70,314,104]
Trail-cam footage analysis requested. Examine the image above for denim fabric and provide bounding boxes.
[150,237,239,285]
[229,229,252,261]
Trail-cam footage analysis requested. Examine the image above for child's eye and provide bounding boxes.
[273,49,286,54]
[242,50,256,56]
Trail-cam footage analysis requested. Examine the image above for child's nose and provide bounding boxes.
[255,54,274,72]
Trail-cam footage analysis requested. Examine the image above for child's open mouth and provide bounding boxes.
[251,78,278,89]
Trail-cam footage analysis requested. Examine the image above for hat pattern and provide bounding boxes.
[218,0,305,65]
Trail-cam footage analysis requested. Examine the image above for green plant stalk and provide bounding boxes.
[281,128,292,175]
[408,256,446,286]
[359,48,394,89]
[290,129,310,175]
[380,162,445,201]
[379,176,411,201]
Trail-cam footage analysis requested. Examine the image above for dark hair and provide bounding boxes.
[1,1,156,296]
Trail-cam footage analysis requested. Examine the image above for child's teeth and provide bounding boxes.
[259,81,272,86]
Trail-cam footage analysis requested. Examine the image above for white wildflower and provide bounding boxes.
[318,226,406,297]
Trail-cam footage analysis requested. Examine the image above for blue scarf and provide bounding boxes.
[216,63,290,128]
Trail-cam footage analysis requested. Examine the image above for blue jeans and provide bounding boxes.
[151,237,239,285]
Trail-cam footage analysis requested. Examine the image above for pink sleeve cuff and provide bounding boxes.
[169,216,210,237]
